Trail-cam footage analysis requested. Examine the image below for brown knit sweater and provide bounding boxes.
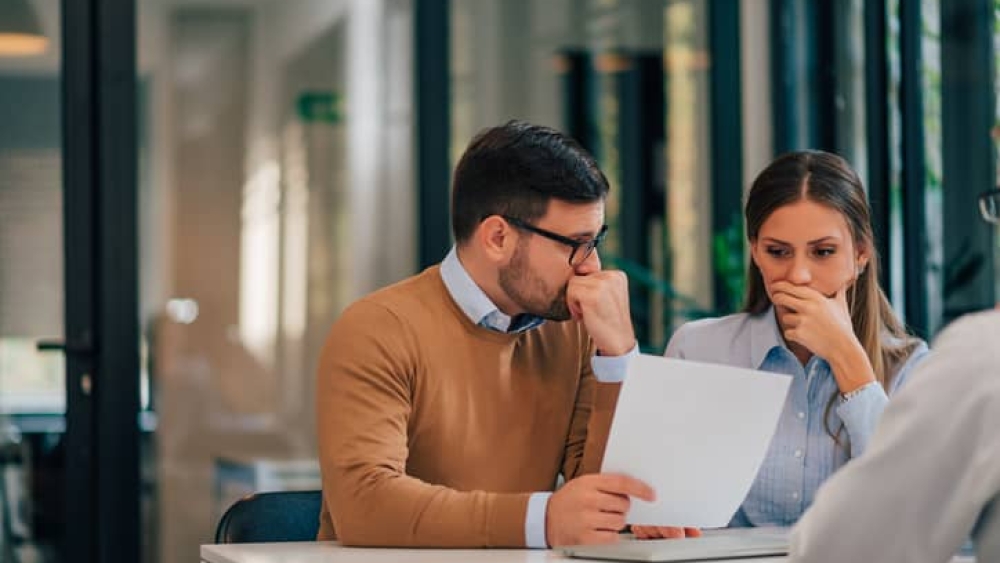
[315,265,617,547]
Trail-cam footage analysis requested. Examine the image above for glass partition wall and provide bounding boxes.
[136,2,414,562]
[0,1,66,560]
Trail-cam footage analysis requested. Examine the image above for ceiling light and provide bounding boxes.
[0,0,48,56]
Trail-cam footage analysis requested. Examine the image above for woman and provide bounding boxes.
[636,150,927,536]
[787,188,1000,562]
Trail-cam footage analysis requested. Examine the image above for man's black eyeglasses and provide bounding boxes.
[502,215,608,267]
[979,188,1000,224]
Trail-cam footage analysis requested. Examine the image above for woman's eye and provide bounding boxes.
[766,247,790,258]
[814,247,837,257]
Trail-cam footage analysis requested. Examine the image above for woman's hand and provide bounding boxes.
[630,525,702,540]
[769,281,854,358]
[769,281,875,393]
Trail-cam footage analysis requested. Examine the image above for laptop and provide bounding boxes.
[560,528,790,562]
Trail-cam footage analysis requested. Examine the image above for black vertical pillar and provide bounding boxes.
[709,1,744,313]
[941,0,996,320]
[770,0,798,153]
[415,0,452,268]
[61,0,140,562]
[617,53,665,342]
[864,0,893,292]
[899,0,929,337]
[770,0,839,154]
[811,0,837,151]
[61,0,98,559]
[560,50,596,152]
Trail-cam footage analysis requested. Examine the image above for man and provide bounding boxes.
[316,121,689,548]
[788,187,1000,562]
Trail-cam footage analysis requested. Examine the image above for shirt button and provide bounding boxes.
[791,492,799,500]
[794,449,803,458]
[797,411,805,419]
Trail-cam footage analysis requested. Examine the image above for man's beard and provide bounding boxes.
[498,243,572,321]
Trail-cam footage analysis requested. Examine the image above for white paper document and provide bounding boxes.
[601,354,792,528]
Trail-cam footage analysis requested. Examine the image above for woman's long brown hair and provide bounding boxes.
[742,151,920,445]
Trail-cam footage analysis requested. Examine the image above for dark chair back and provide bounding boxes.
[214,490,323,544]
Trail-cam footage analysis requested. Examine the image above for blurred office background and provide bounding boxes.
[0,0,996,562]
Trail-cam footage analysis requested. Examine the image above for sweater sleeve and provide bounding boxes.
[578,381,621,476]
[316,300,531,547]
[561,336,599,479]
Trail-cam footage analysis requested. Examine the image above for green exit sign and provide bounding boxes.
[297,91,342,123]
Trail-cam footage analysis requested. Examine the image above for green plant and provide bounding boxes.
[712,213,747,314]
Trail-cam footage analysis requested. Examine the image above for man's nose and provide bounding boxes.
[574,249,601,274]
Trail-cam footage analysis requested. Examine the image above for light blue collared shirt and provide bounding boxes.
[440,247,637,547]
[665,308,928,527]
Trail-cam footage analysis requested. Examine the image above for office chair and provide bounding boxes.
[0,435,26,563]
[214,490,323,543]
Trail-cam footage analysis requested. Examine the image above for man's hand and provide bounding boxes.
[566,271,636,356]
[630,525,702,540]
[546,473,655,547]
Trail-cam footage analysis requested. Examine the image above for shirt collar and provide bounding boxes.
[439,246,545,334]
[749,306,787,369]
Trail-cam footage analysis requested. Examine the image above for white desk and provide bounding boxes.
[211,541,993,563]
[201,541,979,563]
[203,542,531,563]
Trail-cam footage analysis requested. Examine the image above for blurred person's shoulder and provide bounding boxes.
[933,309,1000,351]
[924,309,1000,387]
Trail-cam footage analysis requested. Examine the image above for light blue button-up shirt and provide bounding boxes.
[665,308,928,527]
[440,247,637,547]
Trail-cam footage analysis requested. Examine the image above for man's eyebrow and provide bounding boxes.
[555,226,603,239]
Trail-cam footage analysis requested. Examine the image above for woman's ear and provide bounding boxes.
[856,245,870,277]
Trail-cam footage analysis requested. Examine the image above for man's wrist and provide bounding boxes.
[596,339,637,357]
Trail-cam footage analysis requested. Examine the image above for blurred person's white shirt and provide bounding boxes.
[789,309,1000,563]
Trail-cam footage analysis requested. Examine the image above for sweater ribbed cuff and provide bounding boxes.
[488,493,533,547]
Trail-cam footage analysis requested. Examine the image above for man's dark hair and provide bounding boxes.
[451,120,609,243]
